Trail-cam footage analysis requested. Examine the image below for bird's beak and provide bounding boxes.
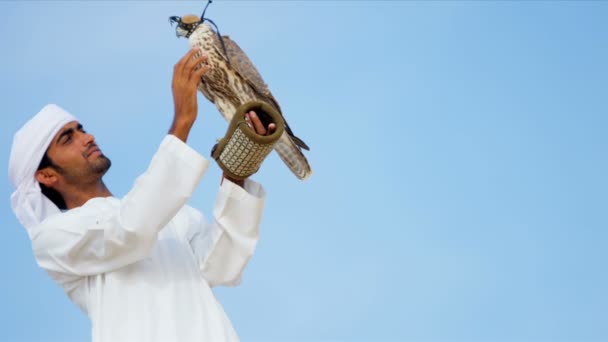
[169,16,181,26]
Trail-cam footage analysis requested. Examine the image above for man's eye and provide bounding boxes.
[64,136,72,144]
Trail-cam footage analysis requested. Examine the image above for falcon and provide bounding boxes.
[169,14,312,180]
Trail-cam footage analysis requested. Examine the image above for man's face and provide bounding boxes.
[44,121,111,185]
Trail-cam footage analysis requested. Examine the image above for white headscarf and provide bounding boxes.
[9,104,77,235]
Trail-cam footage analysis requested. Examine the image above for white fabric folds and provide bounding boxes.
[9,104,77,234]
[30,135,266,342]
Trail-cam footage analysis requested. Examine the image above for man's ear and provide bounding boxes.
[35,168,58,188]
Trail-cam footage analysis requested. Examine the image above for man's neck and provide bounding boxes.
[63,180,113,210]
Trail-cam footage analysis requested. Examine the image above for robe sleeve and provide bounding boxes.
[183,179,265,287]
[31,135,209,276]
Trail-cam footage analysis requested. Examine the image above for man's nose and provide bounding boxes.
[80,131,95,145]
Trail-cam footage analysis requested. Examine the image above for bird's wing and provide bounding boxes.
[211,33,310,151]
[223,37,269,92]
[213,34,281,109]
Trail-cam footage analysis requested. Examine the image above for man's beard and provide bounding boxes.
[60,154,112,185]
[90,154,112,175]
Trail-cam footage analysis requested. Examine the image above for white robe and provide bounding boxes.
[29,135,265,342]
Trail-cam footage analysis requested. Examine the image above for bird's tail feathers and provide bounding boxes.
[275,134,312,180]
[290,134,310,151]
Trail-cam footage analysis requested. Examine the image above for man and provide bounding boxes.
[8,48,273,341]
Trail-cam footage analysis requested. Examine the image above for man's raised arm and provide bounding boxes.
[31,49,211,276]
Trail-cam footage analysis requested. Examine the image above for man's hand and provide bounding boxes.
[169,48,210,142]
[244,111,277,136]
[222,110,276,187]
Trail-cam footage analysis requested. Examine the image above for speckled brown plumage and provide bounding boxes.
[183,21,312,180]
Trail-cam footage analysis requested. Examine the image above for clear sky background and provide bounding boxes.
[1,1,607,341]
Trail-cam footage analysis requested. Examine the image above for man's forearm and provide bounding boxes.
[170,48,209,143]
[168,118,194,143]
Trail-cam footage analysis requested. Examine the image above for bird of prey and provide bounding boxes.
[169,14,312,180]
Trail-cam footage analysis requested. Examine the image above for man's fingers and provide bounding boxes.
[185,54,208,79]
[174,48,199,75]
[190,64,210,85]
[267,123,276,136]
[245,111,277,136]
[248,111,267,135]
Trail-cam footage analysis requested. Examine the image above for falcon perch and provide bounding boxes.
[170,14,312,180]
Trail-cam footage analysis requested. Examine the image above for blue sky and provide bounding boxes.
[1,1,607,341]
